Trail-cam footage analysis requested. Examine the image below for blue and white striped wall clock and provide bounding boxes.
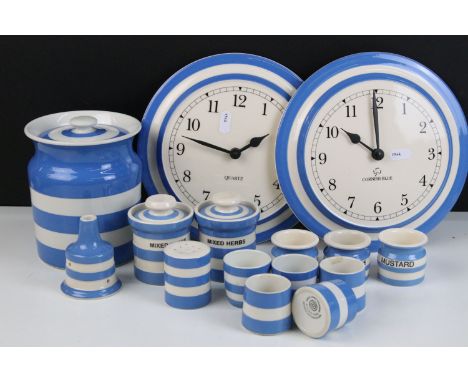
[139,53,302,242]
[276,52,467,249]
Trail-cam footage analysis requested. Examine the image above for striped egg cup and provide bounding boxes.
[378,228,428,287]
[164,241,211,309]
[271,229,319,258]
[292,280,358,338]
[223,249,271,307]
[319,256,367,312]
[271,254,318,291]
[242,274,292,335]
[323,230,372,278]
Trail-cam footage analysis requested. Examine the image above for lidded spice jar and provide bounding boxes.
[128,194,193,285]
[195,192,260,282]
[25,111,142,268]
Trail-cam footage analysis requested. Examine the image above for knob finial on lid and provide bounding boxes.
[145,194,177,215]
[211,192,241,213]
[70,115,98,134]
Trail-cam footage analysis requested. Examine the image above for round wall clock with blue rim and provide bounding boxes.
[276,52,467,249]
[139,53,302,242]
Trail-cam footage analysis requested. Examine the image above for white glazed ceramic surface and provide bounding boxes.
[378,228,428,248]
[271,229,319,250]
[324,229,371,250]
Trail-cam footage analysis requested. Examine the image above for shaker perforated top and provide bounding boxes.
[24,110,141,146]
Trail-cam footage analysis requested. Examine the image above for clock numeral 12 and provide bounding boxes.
[233,94,247,108]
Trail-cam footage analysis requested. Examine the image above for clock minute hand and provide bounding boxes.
[182,136,231,154]
[372,90,381,150]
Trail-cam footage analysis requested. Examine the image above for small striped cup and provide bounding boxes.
[272,254,318,291]
[319,256,366,312]
[223,249,271,308]
[271,229,319,258]
[292,280,358,338]
[378,228,428,287]
[242,274,292,335]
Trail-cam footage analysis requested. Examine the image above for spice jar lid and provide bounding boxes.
[24,110,141,146]
[128,194,194,226]
[195,192,258,222]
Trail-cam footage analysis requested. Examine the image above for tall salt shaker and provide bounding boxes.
[128,194,193,285]
[195,192,260,282]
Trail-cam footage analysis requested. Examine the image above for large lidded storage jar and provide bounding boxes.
[25,111,142,268]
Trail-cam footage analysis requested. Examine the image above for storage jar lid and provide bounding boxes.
[24,110,141,146]
[195,192,258,222]
[128,194,193,225]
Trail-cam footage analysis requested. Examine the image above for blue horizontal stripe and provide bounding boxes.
[134,268,164,285]
[211,269,224,282]
[164,273,210,287]
[328,280,358,324]
[227,297,243,308]
[33,207,129,234]
[164,253,210,269]
[36,240,132,268]
[378,262,426,273]
[311,284,340,332]
[320,268,366,288]
[65,266,115,281]
[224,262,270,278]
[132,228,191,240]
[272,268,317,282]
[271,246,318,258]
[378,246,427,261]
[198,225,256,238]
[224,281,245,295]
[323,246,371,262]
[378,274,425,287]
[356,295,366,312]
[210,244,256,259]
[242,314,292,335]
[165,290,211,309]
[244,287,291,309]
[61,279,122,299]
[133,247,164,261]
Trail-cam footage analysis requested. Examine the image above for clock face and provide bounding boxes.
[306,80,449,228]
[139,53,302,242]
[276,52,467,246]
[162,80,285,217]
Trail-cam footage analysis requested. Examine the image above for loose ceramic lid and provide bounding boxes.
[164,240,211,260]
[128,194,193,225]
[195,192,259,222]
[24,110,141,146]
[292,286,333,339]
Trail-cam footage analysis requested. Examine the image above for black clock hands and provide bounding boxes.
[182,134,269,160]
[340,128,374,152]
[181,135,232,155]
[371,91,385,160]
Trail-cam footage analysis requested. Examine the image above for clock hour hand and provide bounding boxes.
[340,128,384,161]
[239,134,270,152]
[182,135,231,154]
[340,128,373,152]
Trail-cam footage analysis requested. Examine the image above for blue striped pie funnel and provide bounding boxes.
[61,215,122,299]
